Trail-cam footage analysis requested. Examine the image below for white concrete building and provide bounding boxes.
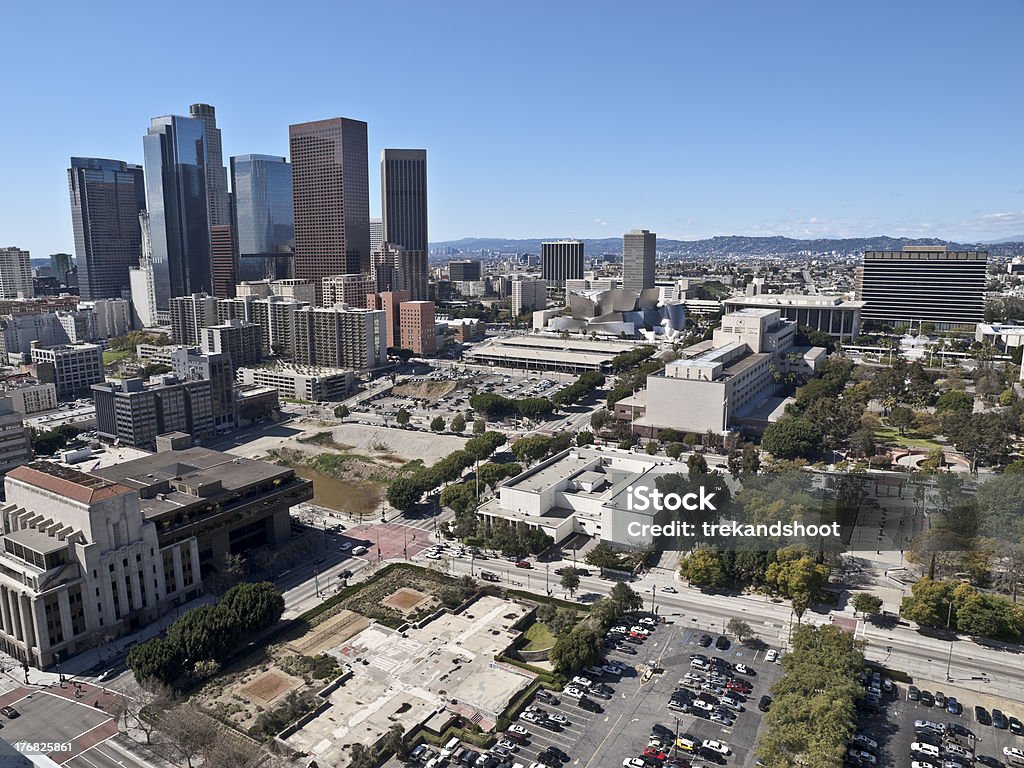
[0,247,34,299]
[0,380,58,415]
[511,278,547,316]
[0,461,200,667]
[235,365,355,402]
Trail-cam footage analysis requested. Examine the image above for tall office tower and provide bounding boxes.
[541,240,584,288]
[143,114,213,310]
[855,246,988,331]
[381,149,428,300]
[189,104,230,227]
[367,290,411,348]
[210,225,237,298]
[0,248,33,299]
[381,149,427,251]
[370,218,384,254]
[449,259,482,282]
[230,154,294,282]
[289,118,370,303]
[622,230,656,292]
[67,158,146,300]
[49,253,74,287]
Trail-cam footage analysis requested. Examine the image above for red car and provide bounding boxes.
[643,746,666,760]
[727,680,751,694]
[515,560,532,569]
[629,631,646,641]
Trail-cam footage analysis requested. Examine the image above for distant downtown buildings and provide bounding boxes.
[380,148,429,301]
[0,248,34,300]
[230,154,293,282]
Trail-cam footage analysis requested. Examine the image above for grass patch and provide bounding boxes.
[874,427,944,450]
[522,621,556,651]
[103,349,132,365]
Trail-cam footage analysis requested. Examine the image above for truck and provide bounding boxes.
[480,571,500,582]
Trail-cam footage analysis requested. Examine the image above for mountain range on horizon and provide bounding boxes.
[428,234,1024,259]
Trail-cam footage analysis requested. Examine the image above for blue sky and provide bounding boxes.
[4,0,1023,257]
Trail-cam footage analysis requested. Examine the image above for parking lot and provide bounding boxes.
[405,615,784,768]
[862,679,1024,767]
[353,369,565,432]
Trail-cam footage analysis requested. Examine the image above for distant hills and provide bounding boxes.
[431,235,1024,259]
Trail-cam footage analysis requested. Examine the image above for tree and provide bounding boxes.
[848,428,876,459]
[899,578,956,629]
[441,482,477,515]
[851,592,884,617]
[666,443,685,460]
[760,418,823,460]
[680,546,725,589]
[888,406,915,435]
[590,409,611,431]
[645,439,658,455]
[511,435,552,465]
[934,389,973,415]
[609,582,643,612]
[560,567,581,597]
[450,413,466,433]
[687,452,708,476]
[385,475,425,512]
[726,618,753,643]
[127,637,183,686]
[154,706,217,768]
[220,582,284,633]
[549,624,603,675]
[550,608,578,636]
[383,723,411,761]
[166,604,240,666]
[584,542,621,575]
[473,417,487,435]
[430,415,446,432]
[576,430,594,446]
[395,408,410,426]
[113,680,173,744]
[740,442,760,476]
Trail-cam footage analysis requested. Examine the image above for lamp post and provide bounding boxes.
[651,585,658,615]
[945,600,954,681]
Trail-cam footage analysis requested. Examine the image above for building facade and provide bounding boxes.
[511,278,547,316]
[323,273,375,308]
[855,246,988,331]
[230,154,294,282]
[541,240,584,288]
[143,114,213,310]
[723,294,864,339]
[0,462,201,668]
[30,343,104,400]
[0,248,33,299]
[67,158,146,300]
[293,305,387,370]
[202,319,262,368]
[399,301,436,355]
[169,293,219,345]
[0,397,31,475]
[188,103,230,228]
[449,259,482,282]
[236,365,356,402]
[367,290,411,349]
[0,380,58,415]
[210,224,237,298]
[622,229,656,292]
[92,375,215,449]
[289,118,370,303]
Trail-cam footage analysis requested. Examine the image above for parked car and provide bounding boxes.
[994,709,1010,729]
[908,685,920,701]
[698,634,712,647]
[715,635,730,650]
[765,649,779,663]
[515,560,532,569]
[976,705,992,725]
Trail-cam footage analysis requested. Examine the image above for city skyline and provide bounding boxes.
[3,1,1023,259]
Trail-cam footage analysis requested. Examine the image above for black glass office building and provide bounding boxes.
[230,154,294,281]
[67,158,146,300]
[143,115,212,310]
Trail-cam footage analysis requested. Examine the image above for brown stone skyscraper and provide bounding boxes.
[289,118,370,304]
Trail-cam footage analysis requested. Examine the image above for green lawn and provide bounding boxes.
[102,349,132,366]
[522,621,556,651]
[874,426,944,450]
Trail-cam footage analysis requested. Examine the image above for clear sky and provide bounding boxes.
[4,0,1023,257]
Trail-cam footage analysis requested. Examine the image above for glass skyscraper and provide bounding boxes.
[230,154,294,281]
[143,114,213,310]
[67,158,146,300]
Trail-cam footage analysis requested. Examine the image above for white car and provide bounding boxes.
[733,663,754,675]
[764,649,779,663]
[425,552,443,560]
[630,626,651,635]
[1006,747,1024,760]
[562,686,586,699]
[662,585,678,593]
[639,617,658,627]
[496,739,519,752]
[519,711,541,723]
[571,676,593,688]
[944,743,972,759]
[911,743,940,758]
[910,762,937,768]
[692,699,714,712]
[703,740,730,756]
[690,659,710,670]
[508,724,529,736]
[610,626,629,634]
[710,711,734,726]
[547,713,568,725]
[623,760,646,768]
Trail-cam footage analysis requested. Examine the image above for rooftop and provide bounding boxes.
[4,527,68,556]
[724,294,865,309]
[7,462,133,505]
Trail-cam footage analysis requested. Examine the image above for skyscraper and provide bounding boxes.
[381,149,428,301]
[289,118,370,304]
[541,240,584,288]
[67,158,146,300]
[49,253,74,287]
[210,225,237,298]
[188,104,230,227]
[370,218,384,254]
[381,149,428,252]
[623,229,656,292]
[143,114,213,310]
[855,246,988,331]
[230,154,294,281]
[0,248,33,299]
